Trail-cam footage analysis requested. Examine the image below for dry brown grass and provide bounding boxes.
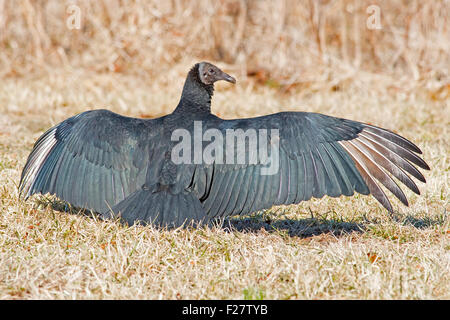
[0,0,449,299]
[1,1,449,86]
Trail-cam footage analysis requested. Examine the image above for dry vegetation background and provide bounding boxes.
[0,0,449,299]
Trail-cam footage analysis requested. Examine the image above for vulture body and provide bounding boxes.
[19,62,430,227]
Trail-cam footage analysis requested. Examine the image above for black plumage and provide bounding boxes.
[19,62,430,227]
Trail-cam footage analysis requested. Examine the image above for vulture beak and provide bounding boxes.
[221,71,236,84]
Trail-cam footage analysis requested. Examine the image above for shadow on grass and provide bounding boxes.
[221,213,365,238]
[36,197,94,218]
[398,213,448,229]
[35,196,447,238]
[38,197,366,238]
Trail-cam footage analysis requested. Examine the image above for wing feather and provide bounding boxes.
[20,109,159,214]
[192,112,428,218]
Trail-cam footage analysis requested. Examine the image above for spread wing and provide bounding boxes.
[19,109,163,213]
[20,109,430,227]
[188,112,429,219]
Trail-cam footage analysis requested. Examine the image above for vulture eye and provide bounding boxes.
[209,68,215,74]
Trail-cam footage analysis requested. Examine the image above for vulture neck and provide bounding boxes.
[174,65,214,115]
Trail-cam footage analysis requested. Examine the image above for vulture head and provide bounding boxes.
[198,62,236,85]
[179,62,236,111]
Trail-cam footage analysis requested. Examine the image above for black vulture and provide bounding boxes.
[19,62,430,227]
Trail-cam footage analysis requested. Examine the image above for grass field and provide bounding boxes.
[0,0,449,299]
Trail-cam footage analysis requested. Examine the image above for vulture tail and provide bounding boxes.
[101,188,207,228]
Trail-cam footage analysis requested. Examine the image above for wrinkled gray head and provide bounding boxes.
[198,62,236,85]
